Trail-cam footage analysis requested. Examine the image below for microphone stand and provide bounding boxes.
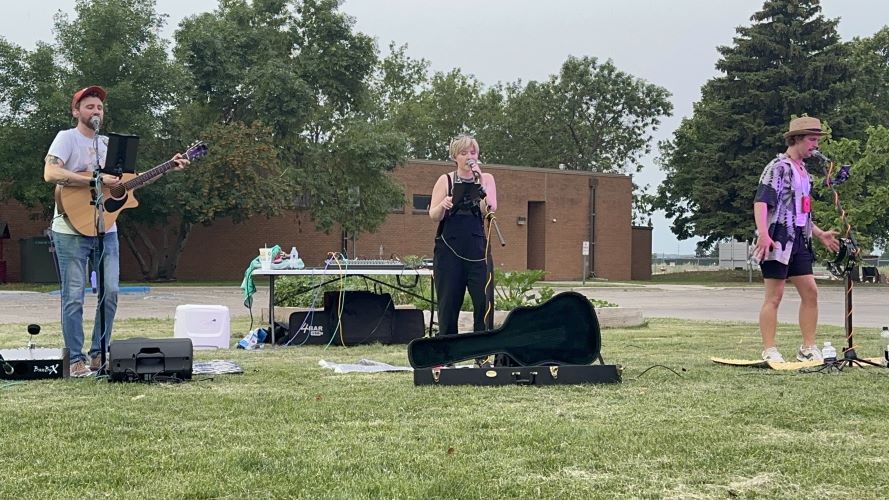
[90,126,110,376]
[472,167,505,247]
[810,154,883,371]
[485,211,506,247]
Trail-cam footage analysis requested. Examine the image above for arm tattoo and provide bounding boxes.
[45,155,70,185]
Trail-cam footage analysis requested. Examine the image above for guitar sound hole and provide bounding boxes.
[109,185,127,200]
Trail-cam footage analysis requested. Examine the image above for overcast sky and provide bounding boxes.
[2,0,886,254]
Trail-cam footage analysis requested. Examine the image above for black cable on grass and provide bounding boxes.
[630,364,686,380]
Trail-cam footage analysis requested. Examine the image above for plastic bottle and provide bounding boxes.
[822,341,837,364]
[290,247,299,269]
[881,326,889,340]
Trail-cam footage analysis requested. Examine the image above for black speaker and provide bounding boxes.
[392,308,426,344]
[283,310,331,345]
[324,291,395,345]
[109,338,193,382]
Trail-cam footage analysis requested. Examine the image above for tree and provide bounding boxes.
[483,57,673,175]
[120,121,293,280]
[0,0,181,213]
[655,0,851,251]
[834,27,889,138]
[815,127,889,253]
[173,0,408,245]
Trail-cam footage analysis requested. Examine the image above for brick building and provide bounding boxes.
[0,159,651,283]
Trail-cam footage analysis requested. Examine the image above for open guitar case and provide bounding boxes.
[409,291,621,386]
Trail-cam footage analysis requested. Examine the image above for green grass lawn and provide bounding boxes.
[2,316,888,499]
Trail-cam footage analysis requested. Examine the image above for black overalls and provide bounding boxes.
[433,173,494,336]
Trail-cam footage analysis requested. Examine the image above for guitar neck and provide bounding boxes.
[122,159,178,191]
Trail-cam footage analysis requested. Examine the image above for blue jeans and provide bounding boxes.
[52,231,120,363]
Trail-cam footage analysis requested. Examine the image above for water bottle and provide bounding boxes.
[822,341,837,364]
[881,326,889,340]
[289,247,298,269]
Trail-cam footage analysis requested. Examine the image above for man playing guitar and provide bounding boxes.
[43,85,189,377]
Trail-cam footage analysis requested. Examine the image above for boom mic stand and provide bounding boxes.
[816,154,883,371]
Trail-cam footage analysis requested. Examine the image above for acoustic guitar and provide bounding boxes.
[408,291,601,368]
[56,142,208,236]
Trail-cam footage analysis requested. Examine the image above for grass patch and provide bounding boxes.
[2,317,889,498]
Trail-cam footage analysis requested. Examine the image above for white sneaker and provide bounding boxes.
[761,347,785,363]
[796,345,823,362]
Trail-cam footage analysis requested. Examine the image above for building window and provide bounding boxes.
[412,194,431,214]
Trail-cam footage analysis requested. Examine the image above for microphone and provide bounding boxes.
[89,115,101,132]
[811,150,831,163]
[466,159,487,199]
[467,159,481,182]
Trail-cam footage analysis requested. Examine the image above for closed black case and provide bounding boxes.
[413,364,621,386]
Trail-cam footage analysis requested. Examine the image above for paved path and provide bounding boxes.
[1,283,886,329]
[569,283,888,329]
[0,286,270,324]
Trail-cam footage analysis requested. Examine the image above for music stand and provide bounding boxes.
[93,132,137,376]
[102,133,139,176]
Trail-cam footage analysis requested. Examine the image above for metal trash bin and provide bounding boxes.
[19,237,58,283]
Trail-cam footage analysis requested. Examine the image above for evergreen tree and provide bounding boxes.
[655,0,851,250]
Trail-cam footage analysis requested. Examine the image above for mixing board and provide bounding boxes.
[324,258,407,270]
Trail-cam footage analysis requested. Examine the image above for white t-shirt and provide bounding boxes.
[47,128,115,234]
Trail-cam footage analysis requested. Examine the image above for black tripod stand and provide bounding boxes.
[825,241,884,370]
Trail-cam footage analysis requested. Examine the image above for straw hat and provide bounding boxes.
[783,116,824,138]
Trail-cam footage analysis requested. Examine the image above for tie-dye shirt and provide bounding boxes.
[753,154,813,265]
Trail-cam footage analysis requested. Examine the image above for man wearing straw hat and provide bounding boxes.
[752,116,840,363]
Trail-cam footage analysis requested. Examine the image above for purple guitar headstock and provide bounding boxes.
[184,141,209,161]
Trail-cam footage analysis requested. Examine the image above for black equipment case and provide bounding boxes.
[413,363,621,386]
[410,292,622,386]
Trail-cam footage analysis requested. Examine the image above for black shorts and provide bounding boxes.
[760,227,814,279]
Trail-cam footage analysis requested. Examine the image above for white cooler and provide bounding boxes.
[174,304,231,349]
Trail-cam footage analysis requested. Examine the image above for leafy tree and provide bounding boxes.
[655,0,851,251]
[0,0,177,212]
[121,121,292,279]
[834,27,889,138]
[815,127,889,253]
[173,0,408,245]
[370,53,671,224]
[483,57,673,175]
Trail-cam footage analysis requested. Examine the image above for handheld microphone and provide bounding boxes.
[467,159,481,182]
[89,115,101,132]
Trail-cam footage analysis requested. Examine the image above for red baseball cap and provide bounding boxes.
[71,85,107,110]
